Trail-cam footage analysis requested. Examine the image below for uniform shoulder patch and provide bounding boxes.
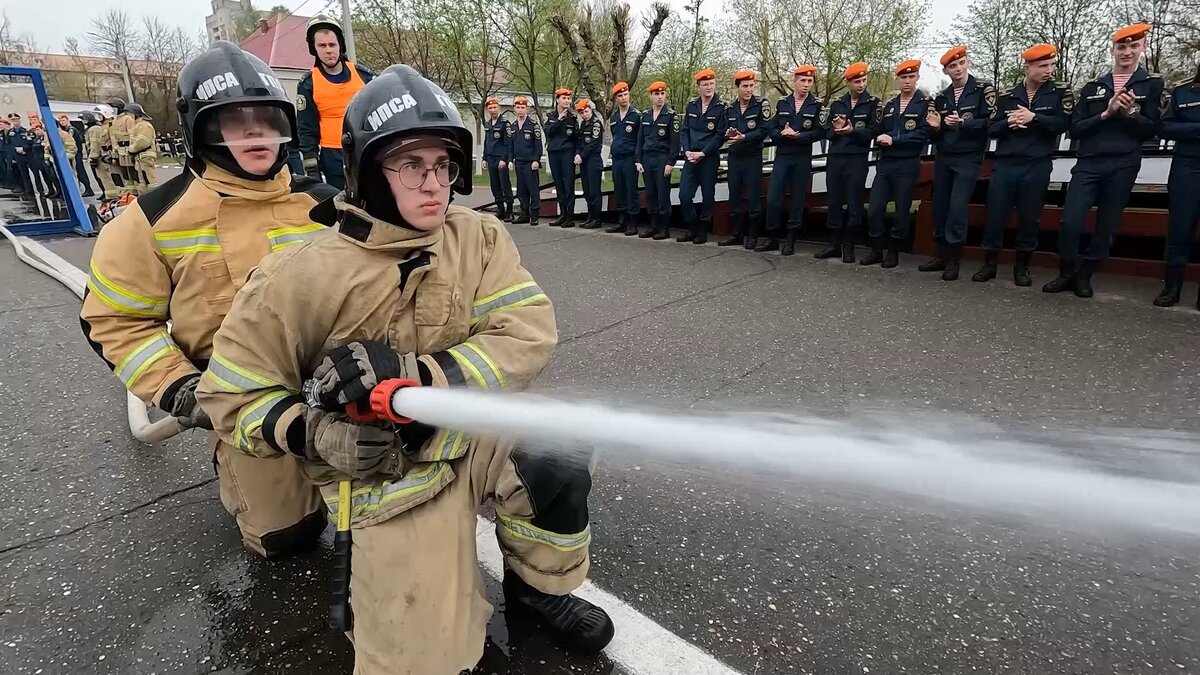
[139,170,195,227]
[672,114,681,131]
[762,101,773,119]
[874,103,884,122]
[591,124,601,138]
[534,124,542,138]
[1160,87,1171,115]
[296,94,306,111]
[819,107,830,125]
[983,84,997,109]
[1061,86,1075,114]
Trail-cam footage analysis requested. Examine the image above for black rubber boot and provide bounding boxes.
[1153,265,1184,307]
[676,225,695,243]
[859,239,884,266]
[1042,259,1077,294]
[972,251,998,282]
[881,240,900,269]
[743,236,758,250]
[842,242,856,263]
[1013,250,1033,287]
[626,223,640,236]
[814,243,840,259]
[652,228,669,240]
[580,219,602,229]
[754,237,779,252]
[718,234,743,247]
[638,223,655,238]
[503,570,614,655]
[605,214,626,233]
[918,244,946,272]
[1073,260,1096,298]
[941,244,961,281]
[780,233,796,256]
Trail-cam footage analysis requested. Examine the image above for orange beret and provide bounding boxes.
[843,62,868,81]
[733,69,756,83]
[513,96,529,105]
[574,99,591,111]
[694,68,716,82]
[611,81,629,96]
[793,64,816,77]
[485,97,499,106]
[895,59,921,76]
[1021,43,1057,62]
[555,88,573,97]
[648,80,668,93]
[1113,23,1150,43]
[940,46,967,66]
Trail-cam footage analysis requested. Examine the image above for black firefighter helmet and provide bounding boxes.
[341,64,474,224]
[306,15,346,61]
[175,40,296,180]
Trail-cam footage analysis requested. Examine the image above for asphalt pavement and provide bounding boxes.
[1,198,1199,674]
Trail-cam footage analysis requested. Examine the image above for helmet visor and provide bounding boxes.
[202,104,292,148]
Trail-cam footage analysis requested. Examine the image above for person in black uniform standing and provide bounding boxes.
[482,96,514,222]
[508,95,543,225]
[545,88,578,227]
[862,59,933,269]
[7,114,34,196]
[1044,23,1164,298]
[972,43,1072,286]
[1155,70,1200,308]
[0,118,13,191]
[821,63,882,263]
[678,68,727,244]
[766,64,826,256]
[607,81,641,234]
[574,99,605,228]
[921,46,995,280]
[636,81,679,240]
[721,70,770,249]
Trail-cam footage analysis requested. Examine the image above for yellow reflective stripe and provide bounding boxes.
[447,343,506,390]
[428,428,467,461]
[234,389,290,454]
[154,229,221,255]
[267,223,324,251]
[204,352,282,393]
[324,463,452,519]
[87,261,169,317]
[497,515,591,552]
[471,281,548,324]
[115,332,178,388]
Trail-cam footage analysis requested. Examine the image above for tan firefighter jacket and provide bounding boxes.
[85,125,107,161]
[195,199,556,527]
[80,163,338,409]
[128,119,156,161]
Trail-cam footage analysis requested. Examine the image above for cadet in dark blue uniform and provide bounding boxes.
[1155,72,1200,308]
[574,99,605,228]
[767,64,826,256]
[823,62,882,263]
[545,88,579,227]
[7,114,34,195]
[720,70,770,249]
[678,68,727,244]
[636,81,680,240]
[0,119,11,190]
[921,46,996,280]
[1045,23,1164,298]
[607,81,642,234]
[972,43,1071,287]
[482,96,514,221]
[508,95,544,225]
[862,60,933,268]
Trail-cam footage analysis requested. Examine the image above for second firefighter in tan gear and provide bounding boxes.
[83,112,120,199]
[107,97,136,191]
[197,64,613,673]
[126,103,157,193]
[79,41,338,558]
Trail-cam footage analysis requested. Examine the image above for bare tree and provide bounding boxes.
[0,11,39,66]
[440,0,510,137]
[63,37,102,101]
[1019,0,1109,85]
[948,0,1028,87]
[87,9,140,101]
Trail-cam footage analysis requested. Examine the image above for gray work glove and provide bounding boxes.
[167,374,213,430]
[303,154,319,175]
[310,340,418,409]
[304,407,403,479]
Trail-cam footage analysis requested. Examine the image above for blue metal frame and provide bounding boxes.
[1,66,95,237]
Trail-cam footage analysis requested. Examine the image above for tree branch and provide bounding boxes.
[628,3,670,86]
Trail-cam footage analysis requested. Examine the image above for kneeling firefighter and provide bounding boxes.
[196,65,614,673]
[80,40,337,558]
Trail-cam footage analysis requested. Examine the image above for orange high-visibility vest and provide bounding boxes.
[311,62,366,149]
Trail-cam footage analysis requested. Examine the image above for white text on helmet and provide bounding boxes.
[366,92,457,131]
[195,72,241,100]
[257,72,283,92]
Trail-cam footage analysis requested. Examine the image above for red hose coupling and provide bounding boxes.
[370,378,421,424]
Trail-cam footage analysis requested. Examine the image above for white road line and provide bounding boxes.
[474,516,742,674]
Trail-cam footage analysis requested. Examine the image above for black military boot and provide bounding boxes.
[693,221,709,244]
[561,216,577,228]
[581,218,602,229]
[1042,258,1077,294]
[941,244,961,281]
[1012,250,1033,287]
[842,242,856,263]
[652,228,669,240]
[859,238,884,266]
[1153,265,1184,307]
[528,214,539,226]
[718,234,743,247]
[638,219,655,238]
[509,210,524,224]
[881,239,901,269]
[780,232,796,256]
[605,214,626,233]
[918,244,946,272]
[503,569,614,654]
[626,222,641,236]
[972,251,998,282]
[755,237,778,252]
[1073,260,1096,298]
[814,242,840,259]
[676,223,695,243]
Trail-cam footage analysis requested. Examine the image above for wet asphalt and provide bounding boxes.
[1,200,1199,674]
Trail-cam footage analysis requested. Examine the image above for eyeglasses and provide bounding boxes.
[382,160,460,189]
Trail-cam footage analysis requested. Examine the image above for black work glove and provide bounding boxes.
[89,159,99,169]
[310,340,418,409]
[166,374,213,430]
[304,407,403,478]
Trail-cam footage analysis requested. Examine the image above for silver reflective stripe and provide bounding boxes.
[432,429,467,461]
[447,343,505,390]
[206,353,280,393]
[153,230,221,255]
[234,389,290,453]
[87,263,169,317]
[267,224,324,251]
[116,332,178,388]
[498,515,591,552]
[471,281,547,323]
[325,463,451,517]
